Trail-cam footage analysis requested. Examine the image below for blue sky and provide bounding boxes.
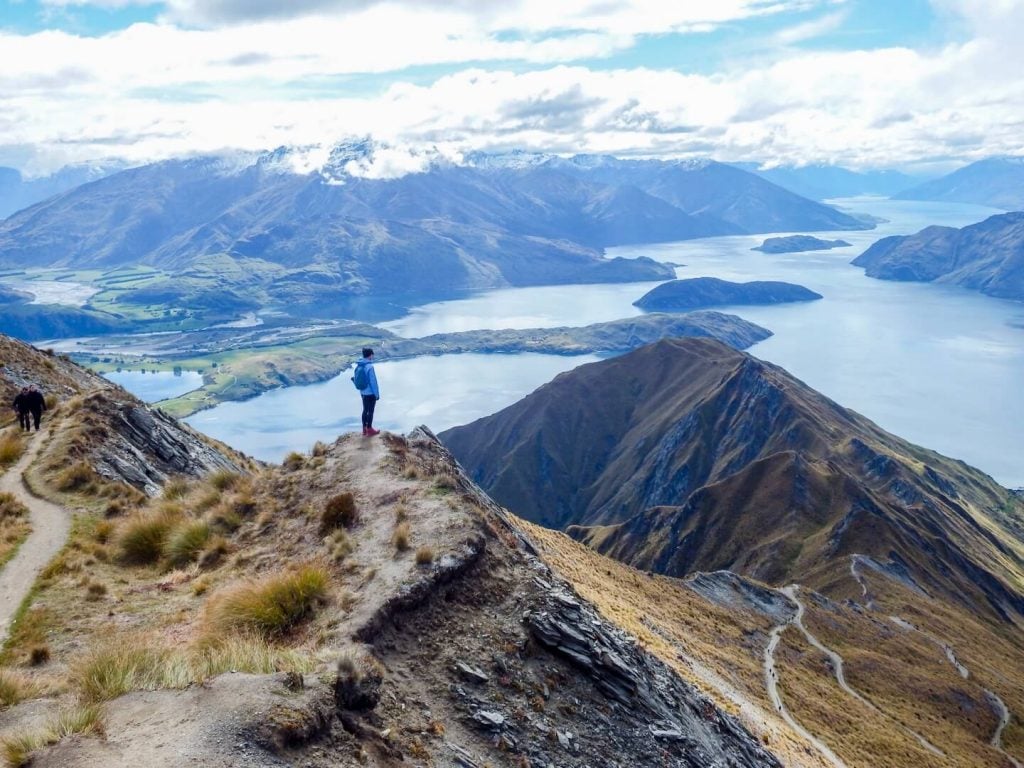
[0,0,1020,175]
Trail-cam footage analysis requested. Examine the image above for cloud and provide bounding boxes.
[773,8,849,45]
[6,0,1024,175]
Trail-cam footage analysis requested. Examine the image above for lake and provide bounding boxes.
[182,197,1022,487]
[104,369,203,402]
[185,352,603,462]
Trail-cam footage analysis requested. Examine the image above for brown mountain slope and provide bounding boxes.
[522,520,1024,768]
[440,338,1024,624]
[0,426,778,767]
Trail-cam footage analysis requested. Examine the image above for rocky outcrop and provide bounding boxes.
[79,390,242,494]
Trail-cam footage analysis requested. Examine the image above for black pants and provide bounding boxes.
[17,410,30,430]
[29,408,42,430]
[361,395,377,429]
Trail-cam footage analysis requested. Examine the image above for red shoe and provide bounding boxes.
[361,426,369,436]
[365,427,380,437]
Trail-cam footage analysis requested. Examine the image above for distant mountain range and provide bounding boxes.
[0,162,126,220]
[0,144,870,314]
[852,211,1024,300]
[731,162,919,201]
[894,156,1024,210]
[441,337,1024,623]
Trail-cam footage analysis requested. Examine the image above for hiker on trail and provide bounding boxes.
[352,347,380,437]
[25,385,46,432]
[12,387,31,431]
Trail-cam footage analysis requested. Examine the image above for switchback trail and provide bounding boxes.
[0,429,71,644]
[763,590,848,768]
[782,586,944,757]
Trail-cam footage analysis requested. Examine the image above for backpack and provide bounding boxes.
[352,363,369,391]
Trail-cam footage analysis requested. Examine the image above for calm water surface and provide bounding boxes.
[187,198,1023,486]
[105,370,202,402]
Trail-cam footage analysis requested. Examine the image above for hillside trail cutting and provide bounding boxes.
[0,428,71,644]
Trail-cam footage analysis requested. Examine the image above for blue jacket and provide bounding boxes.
[355,359,379,398]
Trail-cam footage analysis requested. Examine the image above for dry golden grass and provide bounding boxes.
[0,702,103,767]
[0,431,24,468]
[0,492,31,569]
[163,519,211,568]
[116,510,181,565]
[391,522,411,552]
[204,564,329,639]
[320,492,358,533]
[414,546,434,565]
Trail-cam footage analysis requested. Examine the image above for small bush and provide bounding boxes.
[163,520,211,568]
[321,493,358,533]
[391,522,411,552]
[0,433,24,468]
[116,511,179,566]
[208,469,240,492]
[55,461,98,493]
[205,564,329,638]
[283,452,305,471]
[28,646,50,667]
[415,546,434,565]
[311,441,329,457]
[0,492,27,519]
[162,477,190,500]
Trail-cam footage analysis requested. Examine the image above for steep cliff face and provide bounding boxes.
[440,337,1024,622]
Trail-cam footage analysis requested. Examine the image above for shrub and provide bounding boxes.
[321,493,358,533]
[208,469,240,492]
[283,452,305,471]
[55,461,99,493]
[163,520,211,568]
[0,492,27,520]
[391,522,411,552]
[415,546,434,565]
[205,564,329,638]
[162,477,190,500]
[116,511,179,566]
[0,433,24,468]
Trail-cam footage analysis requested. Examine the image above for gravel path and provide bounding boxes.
[0,429,70,644]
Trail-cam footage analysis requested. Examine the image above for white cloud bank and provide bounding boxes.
[4,0,1024,174]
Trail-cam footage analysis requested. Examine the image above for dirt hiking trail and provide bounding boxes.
[0,429,70,644]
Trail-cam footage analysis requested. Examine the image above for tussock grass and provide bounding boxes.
[198,535,229,569]
[163,520,211,568]
[283,452,305,471]
[321,492,358,533]
[0,492,27,519]
[0,669,38,708]
[55,461,98,493]
[414,546,434,565]
[116,510,180,565]
[0,703,103,767]
[72,634,313,703]
[327,530,354,562]
[204,564,329,638]
[208,469,239,492]
[161,477,190,500]
[0,432,24,468]
[311,441,329,457]
[391,522,411,552]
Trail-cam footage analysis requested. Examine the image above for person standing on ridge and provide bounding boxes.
[25,384,46,431]
[12,387,31,431]
[352,348,380,437]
